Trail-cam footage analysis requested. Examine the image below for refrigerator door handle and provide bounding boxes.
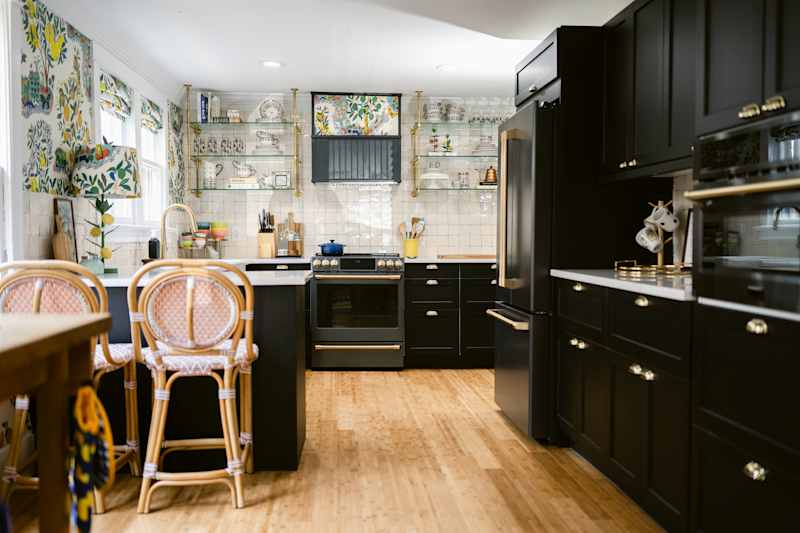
[498,128,525,290]
[486,308,530,331]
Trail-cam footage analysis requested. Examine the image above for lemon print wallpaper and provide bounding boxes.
[20,0,93,195]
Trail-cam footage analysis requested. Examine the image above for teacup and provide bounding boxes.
[645,206,679,232]
[636,224,663,253]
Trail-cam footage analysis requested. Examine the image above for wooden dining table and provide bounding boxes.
[0,312,111,532]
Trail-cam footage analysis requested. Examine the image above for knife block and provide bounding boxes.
[257,232,277,258]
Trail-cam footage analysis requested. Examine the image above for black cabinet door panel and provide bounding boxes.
[406,305,458,349]
[581,342,613,455]
[460,263,498,279]
[693,304,800,455]
[461,302,494,349]
[764,0,800,113]
[603,16,633,172]
[609,351,647,493]
[405,263,459,278]
[406,278,458,305]
[461,278,497,304]
[692,426,800,533]
[632,0,667,166]
[696,0,765,135]
[515,36,558,106]
[556,279,604,340]
[556,329,583,437]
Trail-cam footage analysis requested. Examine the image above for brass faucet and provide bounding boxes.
[160,203,198,258]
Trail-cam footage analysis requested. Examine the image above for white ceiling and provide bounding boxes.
[45,0,629,100]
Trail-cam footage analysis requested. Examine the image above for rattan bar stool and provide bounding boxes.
[0,260,141,513]
[128,259,256,513]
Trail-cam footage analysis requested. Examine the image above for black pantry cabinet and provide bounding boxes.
[603,0,696,179]
[696,0,800,136]
[555,279,691,532]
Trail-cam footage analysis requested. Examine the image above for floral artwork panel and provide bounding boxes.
[20,0,94,196]
[167,102,186,204]
[313,94,400,137]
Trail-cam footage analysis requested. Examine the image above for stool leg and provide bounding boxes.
[240,371,253,474]
[124,362,141,477]
[221,368,244,509]
[0,396,30,500]
[138,371,169,514]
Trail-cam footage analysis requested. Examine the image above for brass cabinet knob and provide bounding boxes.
[569,337,579,346]
[761,95,786,112]
[426,279,439,286]
[634,295,650,307]
[628,364,643,375]
[629,159,638,167]
[426,264,439,270]
[619,161,628,169]
[528,84,538,93]
[743,461,768,481]
[569,338,588,350]
[426,310,439,317]
[738,103,762,119]
[745,318,768,335]
[572,282,586,292]
[490,279,497,285]
[641,369,657,381]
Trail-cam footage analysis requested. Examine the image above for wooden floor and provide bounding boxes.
[15,369,662,532]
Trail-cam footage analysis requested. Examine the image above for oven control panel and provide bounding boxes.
[312,255,404,273]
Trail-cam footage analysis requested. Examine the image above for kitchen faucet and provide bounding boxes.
[160,203,198,258]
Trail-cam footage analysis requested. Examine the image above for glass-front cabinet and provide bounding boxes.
[186,86,302,196]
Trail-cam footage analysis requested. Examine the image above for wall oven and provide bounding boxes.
[687,111,800,313]
[310,254,405,368]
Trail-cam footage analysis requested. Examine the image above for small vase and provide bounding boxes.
[257,232,276,259]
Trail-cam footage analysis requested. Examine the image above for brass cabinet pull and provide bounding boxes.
[743,461,768,481]
[528,84,538,93]
[572,282,586,292]
[426,264,439,270]
[737,103,762,119]
[490,279,497,285]
[314,344,401,351]
[619,161,628,169]
[634,295,650,308]
[641,369,657,382]
[629,159,638,167]
[491,264,497,270]
[276,264,289,270]
[761,95,786,112]
[426,310,439,317]
[486,309,529,331]
[569,337,588,350]
[426,279,439,286]
[683,177,800,201]
[745,318,768,335]
[628,364,643,375]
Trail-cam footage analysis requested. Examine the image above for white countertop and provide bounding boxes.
[237,257,310,265]
[405,257,497,264]
[550,269,694,302]
[96,269,312,288]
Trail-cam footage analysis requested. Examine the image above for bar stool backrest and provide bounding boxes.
[0,260,113,360]
[128,260,255,363]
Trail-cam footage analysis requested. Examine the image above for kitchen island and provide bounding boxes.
[97,269,310,472]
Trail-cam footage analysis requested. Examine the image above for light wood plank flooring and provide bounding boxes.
[16,369,662,532]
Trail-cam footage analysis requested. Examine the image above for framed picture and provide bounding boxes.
[312,93,401,137]
[53,198,78,262]
[272,171,291,189]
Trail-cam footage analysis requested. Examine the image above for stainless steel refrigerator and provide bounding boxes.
[487,100,555,440]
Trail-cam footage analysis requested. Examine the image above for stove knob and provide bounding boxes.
[393,260,403,269]
[377,259,386,268]
[329,259,339,268]
[321,259,330,267]
[312,259,321,268]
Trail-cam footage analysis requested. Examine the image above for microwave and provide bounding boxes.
[687,111,800,313]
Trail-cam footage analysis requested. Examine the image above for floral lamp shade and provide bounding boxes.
[71,142,140,198]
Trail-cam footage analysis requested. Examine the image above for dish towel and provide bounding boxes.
[70,386,115,533]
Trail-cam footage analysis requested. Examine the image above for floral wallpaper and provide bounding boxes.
[313,94,400,136]
[167,102,186,204]
[20,0,93,195]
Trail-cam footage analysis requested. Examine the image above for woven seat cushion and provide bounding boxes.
[94,343,135,370]
[142,339,258,375]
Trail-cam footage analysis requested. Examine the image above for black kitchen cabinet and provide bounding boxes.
[696,0,800,135]
[404,262,497,368]
[514,31,559,107]
[603,0,695,178]
[555,281,692,532]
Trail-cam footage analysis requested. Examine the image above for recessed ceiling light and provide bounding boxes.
[436,64,456,72]
[262,60,284,68]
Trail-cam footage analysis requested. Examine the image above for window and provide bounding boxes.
[0,0,11,260]
[97,71,166,232]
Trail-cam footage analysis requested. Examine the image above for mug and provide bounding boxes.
[645,206,679,232]
[636,224,663,253]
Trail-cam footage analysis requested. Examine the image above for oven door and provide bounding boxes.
[692,185,800,312]
[311,274,404,343]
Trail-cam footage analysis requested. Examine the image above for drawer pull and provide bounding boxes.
[426,310,439,317]
[738,102,761,119]
[743,461,768,482]
[641,369,657,382]
[761,95,786,112]
[572,282,586,292]
[486,309,529,331]
[491,264,497,270]
[426,279,439,286]
[628,364,643,375]
[569,338,588,350]
[634,295,650,308]
[276,264,289,270]
[426,264,439,270]
[628,159,638,167]
[619,161,628,169]
[745,318,768,335]
[490,279,497,285]
[528,84,538,93]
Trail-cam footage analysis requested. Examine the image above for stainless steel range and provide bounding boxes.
[310,253,405,368]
